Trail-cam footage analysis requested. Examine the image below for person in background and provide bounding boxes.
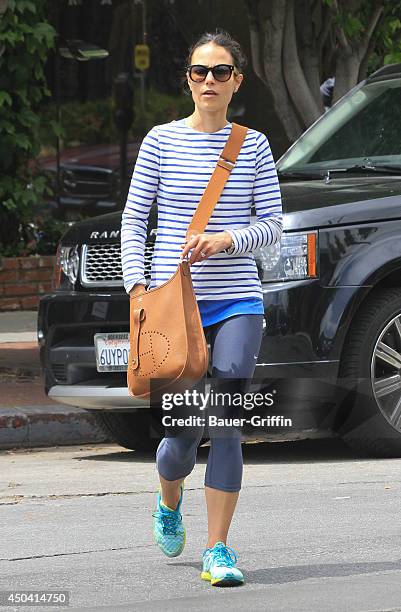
[320,76,335,111]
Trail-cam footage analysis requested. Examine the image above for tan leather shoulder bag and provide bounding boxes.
[127,122,248,400]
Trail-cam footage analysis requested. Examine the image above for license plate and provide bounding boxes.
[94,333,130,372]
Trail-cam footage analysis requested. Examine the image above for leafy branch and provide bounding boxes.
[0,0,57,255]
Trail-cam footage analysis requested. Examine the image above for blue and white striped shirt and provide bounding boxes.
[121,118,283,301]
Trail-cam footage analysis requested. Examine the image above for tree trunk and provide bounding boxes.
[333,50,361,102]
[245,0,384,141]
[296,0,325,110]
[245,0,303,142]
[283,0,322,126]
[332,0,383,103]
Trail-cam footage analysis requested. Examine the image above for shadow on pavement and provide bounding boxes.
[79,437,362,465]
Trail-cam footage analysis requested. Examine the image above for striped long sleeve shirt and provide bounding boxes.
[121,118,283,302]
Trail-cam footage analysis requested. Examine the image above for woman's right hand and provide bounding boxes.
[130,283,146,297]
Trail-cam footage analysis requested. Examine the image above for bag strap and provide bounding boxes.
[130,307,145,370]
[185,122,248,241]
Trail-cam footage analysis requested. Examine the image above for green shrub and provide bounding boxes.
[38,86,194,154]
[0,0,57,255]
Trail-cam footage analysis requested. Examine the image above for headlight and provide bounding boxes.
[255,231,318,282]
[52,244,80,290]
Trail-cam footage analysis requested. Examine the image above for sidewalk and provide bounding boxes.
[0,310,110,450]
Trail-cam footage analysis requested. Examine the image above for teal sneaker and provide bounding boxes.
[152,482,186,557]
[201,541,244,586]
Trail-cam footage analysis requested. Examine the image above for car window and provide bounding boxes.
[277,78,401,172]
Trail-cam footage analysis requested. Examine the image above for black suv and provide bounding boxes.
[38,63,401,457]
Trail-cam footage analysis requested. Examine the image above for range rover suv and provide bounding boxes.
[38,63,401,457]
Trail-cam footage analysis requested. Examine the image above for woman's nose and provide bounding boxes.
[205,70,216,84]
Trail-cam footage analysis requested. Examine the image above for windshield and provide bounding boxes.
[277,77,401,173]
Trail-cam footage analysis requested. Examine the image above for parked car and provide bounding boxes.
[38,141,141,220]
[38,63,401,456]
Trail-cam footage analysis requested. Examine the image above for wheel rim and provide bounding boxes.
[371,312,401,431]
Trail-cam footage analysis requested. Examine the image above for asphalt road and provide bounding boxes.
[1,438,401,612]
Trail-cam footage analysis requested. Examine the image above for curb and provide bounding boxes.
[0,341,41,379]
[0,405,112,450]
[0,332,37,343]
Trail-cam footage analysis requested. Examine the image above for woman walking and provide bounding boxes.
[121,29,283,586]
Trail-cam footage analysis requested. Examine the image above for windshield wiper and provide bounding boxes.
[279,164,401,180]
[326,164,401,176]
[277,170,324,180]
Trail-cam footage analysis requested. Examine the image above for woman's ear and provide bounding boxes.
[234,73,243,93]
[184,75,192,96]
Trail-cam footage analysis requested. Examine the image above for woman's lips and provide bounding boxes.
[202,92,217,96]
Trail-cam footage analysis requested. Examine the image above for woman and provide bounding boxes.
[121,29,283,587]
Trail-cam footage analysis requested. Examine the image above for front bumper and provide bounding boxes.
[38,279,357,415]
[48,381,148,409]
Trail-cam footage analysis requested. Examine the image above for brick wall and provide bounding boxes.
[0,255,56,311]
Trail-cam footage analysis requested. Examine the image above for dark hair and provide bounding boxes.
[181,29,247,95]
[186,29,247,73]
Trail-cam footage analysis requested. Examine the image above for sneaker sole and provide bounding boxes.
[200,571,244,586]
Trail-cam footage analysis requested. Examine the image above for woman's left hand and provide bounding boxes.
[180,231,233,264]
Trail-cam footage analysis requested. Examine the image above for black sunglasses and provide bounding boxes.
[187,64,236,83]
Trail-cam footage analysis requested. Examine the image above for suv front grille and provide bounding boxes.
[80,241,154,287]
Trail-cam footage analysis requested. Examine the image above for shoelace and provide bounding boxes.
[207,543,238,568]
[152,508,182,535]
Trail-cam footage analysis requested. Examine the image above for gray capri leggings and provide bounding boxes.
[155,313,264,492]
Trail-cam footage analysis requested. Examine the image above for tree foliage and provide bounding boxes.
[244,0,401,142]
[0,0,56,255]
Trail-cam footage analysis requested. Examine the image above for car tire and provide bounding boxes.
[93,409,163,452]
[335,288,401,457]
